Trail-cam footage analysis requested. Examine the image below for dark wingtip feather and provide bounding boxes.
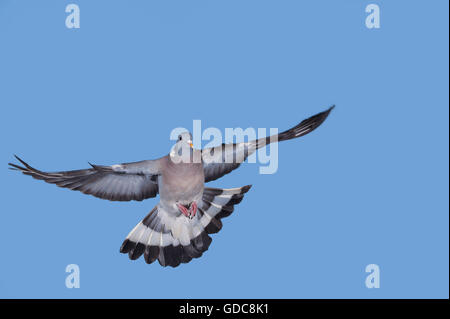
[8,162,26,171]
[12,155,40,173]
[278,105,335,142]
[14,155,28,167]
[306,105,335,128]
[321,105,335,120]
[310,105,334,129]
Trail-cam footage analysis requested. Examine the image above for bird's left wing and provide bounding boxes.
[8,155,164,201]
[202,106,334,182]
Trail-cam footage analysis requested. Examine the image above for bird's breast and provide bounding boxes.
[159,160,204,203]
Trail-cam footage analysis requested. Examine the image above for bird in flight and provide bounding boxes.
[9,106,334,267]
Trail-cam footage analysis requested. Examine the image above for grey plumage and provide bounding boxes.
[9,156,161,201]
[9,106,334,267]
[202,105,334,182]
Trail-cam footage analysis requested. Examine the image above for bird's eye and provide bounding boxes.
[178,136,182,141]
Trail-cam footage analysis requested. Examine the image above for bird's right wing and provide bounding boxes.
[202,106,334,182]
[9,155,164,201]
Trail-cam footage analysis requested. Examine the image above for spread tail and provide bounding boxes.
[120,185,252,267]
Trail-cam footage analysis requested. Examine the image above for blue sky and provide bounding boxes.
[0,0,448,298]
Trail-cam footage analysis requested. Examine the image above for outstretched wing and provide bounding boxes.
[202,106,334,182]
[9,155,163,201]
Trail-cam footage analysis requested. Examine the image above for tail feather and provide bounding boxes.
[120,185,252,267]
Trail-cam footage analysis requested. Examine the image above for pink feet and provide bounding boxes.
[177,204,189,217]
[191,201,197,218]
[177,201,197,219]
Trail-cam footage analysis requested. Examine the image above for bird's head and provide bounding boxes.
[177,132,194,149]
[170,131,194,162]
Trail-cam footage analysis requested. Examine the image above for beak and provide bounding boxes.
[189,141,194,148]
